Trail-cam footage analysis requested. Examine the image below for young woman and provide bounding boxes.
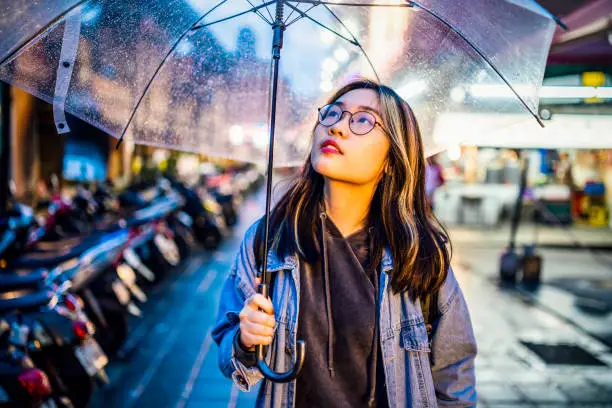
[212,79,477,407]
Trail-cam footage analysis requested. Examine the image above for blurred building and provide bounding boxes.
[429,0,612,229]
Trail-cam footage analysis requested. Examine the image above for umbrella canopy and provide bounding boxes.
[0,0,560,383]
[0,0,557,167]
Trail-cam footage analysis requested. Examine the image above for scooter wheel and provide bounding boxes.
[223,207,238,227]
[46,352,93,408]
[93,296,129,358]
[53,395,76,408]
[202,228,222,250]
[173,228,193,261]
[148,242,176,280]
[66,376,94,408]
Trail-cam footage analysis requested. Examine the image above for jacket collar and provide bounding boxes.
[266,243,394,273]
[381,246,394,273]
[265,246,297,272]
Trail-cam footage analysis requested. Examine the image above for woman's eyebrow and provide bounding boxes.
[357,105,383,118]
[335,101,383,118]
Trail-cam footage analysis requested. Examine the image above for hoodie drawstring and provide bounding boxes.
[320,209,380,404]
[319,211,336,378]
[367,226,380,407]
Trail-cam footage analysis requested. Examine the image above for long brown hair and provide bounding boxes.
[255,79,450,300]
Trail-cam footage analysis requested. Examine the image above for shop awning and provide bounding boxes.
[547,0,612,65]
[433,112,612,149]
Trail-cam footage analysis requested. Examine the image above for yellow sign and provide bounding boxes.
[582,72,605,104]
[582,72,605,87]
[132,156,143,175]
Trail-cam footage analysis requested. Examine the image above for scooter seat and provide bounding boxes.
[0,289,56,314]
[34,236,86,251]
[0,268,47,291]
[11,249,80,269]
[33,232,108,253]
[92,215,123,233]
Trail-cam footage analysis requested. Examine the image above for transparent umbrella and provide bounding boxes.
[0,0,560,381]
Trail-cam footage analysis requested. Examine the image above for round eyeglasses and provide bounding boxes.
[317,104,387,135]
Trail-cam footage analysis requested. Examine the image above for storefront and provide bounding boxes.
[430,110,612,228]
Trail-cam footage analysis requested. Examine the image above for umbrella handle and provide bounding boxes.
[255,283,306,383]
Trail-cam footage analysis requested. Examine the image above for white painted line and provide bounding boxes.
[197,270,217,293]
[174,331,214,408]
[128,268,216,407]
[128,319,183,404]
[122,256,205,351]
[185,255,205,276]
[227,385,239,408]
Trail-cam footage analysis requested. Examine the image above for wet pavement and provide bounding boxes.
[90,188,612,407]
[452,228,612,407]
[90,193,263,408]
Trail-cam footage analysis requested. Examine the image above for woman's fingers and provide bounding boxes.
[243,321,275,337]
[241,332,274,348]
[245,293,274,315]
[239,307,276,328]
[247,310,276,328]
[238,287,276,349]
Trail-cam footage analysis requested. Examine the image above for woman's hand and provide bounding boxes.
[239,278,276,351]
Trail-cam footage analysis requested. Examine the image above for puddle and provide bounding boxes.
[520,341,608,367]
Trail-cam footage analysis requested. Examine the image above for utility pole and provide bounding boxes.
[0,82,11,214]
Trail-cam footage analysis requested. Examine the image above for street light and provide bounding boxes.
[334,48,349,63]
[320,31,335,45]
[320,81,333,92]
[322,58,339,73]
[450,87,466,103]
[229,125,244,146]
[396,79,427,100]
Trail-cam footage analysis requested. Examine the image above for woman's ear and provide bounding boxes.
[377,160,390,183]
[384,160,391,175]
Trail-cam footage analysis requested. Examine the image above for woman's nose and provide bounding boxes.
[328,113,350,138]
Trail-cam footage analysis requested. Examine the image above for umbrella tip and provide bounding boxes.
[115,137,124,150]
[552,15,568,31]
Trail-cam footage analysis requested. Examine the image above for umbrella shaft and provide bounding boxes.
[272,26,284,58]
[261,0,285,286]
[272,0,285,57]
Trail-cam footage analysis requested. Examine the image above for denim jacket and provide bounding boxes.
[212,221,478,407]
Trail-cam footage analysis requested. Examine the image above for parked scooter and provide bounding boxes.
[0,321,58,408]
[0,279,107,408]
[170,180,225,250]
[0,168,260,408]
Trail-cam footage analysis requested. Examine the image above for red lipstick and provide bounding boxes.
[320,139,342,154]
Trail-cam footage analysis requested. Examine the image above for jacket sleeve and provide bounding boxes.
[211,222,264,392]
[430,267,478,407]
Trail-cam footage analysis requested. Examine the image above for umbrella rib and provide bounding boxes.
[245,0,273,24]
[261,0,276,23]
[285,3,318,27]
[116,0,233,148]
[283,3,300,25]
[408,0,544,127]
[289,0,569,31]
[294,0,547,125]
[0,0,91,68]
[192,1,277,30]
[320,4,381,82]
[289,0,415,7]
[284,3,356,45]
